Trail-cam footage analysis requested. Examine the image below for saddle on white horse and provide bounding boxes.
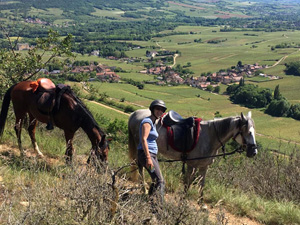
[162,110,202,153]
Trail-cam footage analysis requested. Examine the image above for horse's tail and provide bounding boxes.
[0,85,15,138]
[128,113,139,181]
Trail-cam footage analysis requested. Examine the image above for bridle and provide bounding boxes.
[99,139,110,160]
[231,119,257,153]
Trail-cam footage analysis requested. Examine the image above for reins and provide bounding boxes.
[158,146,244,163]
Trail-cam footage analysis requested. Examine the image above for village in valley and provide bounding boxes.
[142,61,280,90]
[139,51,281,91]
[17,43,281,91]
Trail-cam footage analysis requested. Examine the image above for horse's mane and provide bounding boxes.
[210,116,240,135]
[66,88,106,136]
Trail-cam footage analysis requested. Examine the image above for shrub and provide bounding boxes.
[265,99,291,117]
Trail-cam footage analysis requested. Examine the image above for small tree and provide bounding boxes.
[274,85,282,100]
[214,111,222,118]
[0,25,73,95]
[237,60,243,67]
[265,99,290,117]
[206,85,213,92]
[213,86,220,93]
[239,77,245,86]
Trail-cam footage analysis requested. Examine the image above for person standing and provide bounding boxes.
[137,99,167,202]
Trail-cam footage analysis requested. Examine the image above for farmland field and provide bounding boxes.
[65,24,300,155]
[80,80,300,154]
[69,24,300,153]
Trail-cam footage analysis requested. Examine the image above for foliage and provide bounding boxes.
[288,103,300,120]
[174,64,194,75]
[228,83,300,120]
[106,118,128,142]
[227,84,273,108]
[123,78,144,90]
[209,145,300,205]
[274,84,282,100]
[265,99,291,117]
[214,111,222,118]
[73,41,134,57]
[213,86,220,94]
[0,27,73,95]
[285,61,300,76]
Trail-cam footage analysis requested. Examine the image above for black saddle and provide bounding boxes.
[163,110,194,127]
[35,84,70,115]
[162,110,196,152]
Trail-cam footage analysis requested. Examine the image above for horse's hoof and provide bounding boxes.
[200,203,208,211]
[142,187,148,195]
[65,158,72,166]
[37,153,44,158]
[20,151,26,158]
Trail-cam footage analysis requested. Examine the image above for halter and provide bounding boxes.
[231,119,257,152]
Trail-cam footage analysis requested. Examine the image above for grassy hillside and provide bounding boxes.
[1,1,300,223]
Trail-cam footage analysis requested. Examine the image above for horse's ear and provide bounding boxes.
[100,134,106,144]
[247,111,252,118]
[107,137,113,143]
[241,112,246,122]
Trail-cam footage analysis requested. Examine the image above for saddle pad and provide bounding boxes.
[30,78,55,92]
[165,117,202,153]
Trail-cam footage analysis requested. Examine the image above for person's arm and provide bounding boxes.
[141,122,154,170]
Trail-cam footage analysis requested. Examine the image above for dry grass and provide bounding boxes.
[0,156,216,225]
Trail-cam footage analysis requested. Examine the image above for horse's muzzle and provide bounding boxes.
[246,144,258,157]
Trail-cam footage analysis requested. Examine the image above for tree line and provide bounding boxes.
[227,80,300,121]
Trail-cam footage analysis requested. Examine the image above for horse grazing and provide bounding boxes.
[128,109,257,205]
[0,80,109,164]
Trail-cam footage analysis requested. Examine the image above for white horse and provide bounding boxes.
[128,109,257,205]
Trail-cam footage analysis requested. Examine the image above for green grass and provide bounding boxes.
[53,19,74,25]
[80,80,300,154]
[91,8,124,18]
[84,100,129,121]
[245,76,272,82]
[28,7,64,17]
[146,27,300,75]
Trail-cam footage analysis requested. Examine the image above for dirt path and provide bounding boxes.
[267,48,300,68]
[170,53,179,68]
[268,55,288,68]
[89,100,130,116]
[155,41,178,68]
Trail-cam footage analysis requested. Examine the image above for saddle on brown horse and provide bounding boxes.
[30,78,56,115]
[30,78,70,130]
[162,110,202,153]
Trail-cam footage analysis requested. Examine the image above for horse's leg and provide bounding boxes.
[184,165,197,193]
[27,114,44,157]
[14,118,25,156]
[138,163,148,194]
[196,167,208,210]
[64,131,75,164]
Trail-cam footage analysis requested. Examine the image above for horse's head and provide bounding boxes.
[88,135,110,164]
[97,135,110,161]
[234,112,258,157]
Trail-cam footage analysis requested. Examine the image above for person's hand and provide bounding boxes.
[146,156,154,171]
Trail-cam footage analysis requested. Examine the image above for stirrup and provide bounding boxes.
[46,122,54,130]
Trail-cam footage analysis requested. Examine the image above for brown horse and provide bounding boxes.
[0,80,109,164]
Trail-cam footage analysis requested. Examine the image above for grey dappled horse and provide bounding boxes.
[128,109,257,205]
